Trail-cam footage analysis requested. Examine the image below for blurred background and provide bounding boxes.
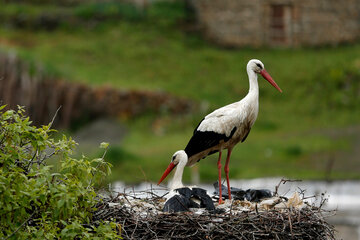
[0,0,359,238]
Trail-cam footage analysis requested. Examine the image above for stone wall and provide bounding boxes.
[190,0,360,47]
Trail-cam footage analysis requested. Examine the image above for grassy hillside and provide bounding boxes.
[1,1,360,183]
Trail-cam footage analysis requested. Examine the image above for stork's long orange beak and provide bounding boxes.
[260,69,282,93]
[157,162,176,185]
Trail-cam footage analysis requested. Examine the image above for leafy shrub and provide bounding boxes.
[0,105,119,239]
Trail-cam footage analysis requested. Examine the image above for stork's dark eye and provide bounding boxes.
[172,155,176,161]
[256,63,262,69]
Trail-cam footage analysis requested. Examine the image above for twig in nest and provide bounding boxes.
[274,178,302,196]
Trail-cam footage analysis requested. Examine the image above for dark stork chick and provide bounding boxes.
[213,182,246,200]
[213,182,272,202]
[158,59,282,204]
[245,189,273,202]
[160,151,215,213]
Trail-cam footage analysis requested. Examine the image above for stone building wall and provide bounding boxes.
[190,0,360,47]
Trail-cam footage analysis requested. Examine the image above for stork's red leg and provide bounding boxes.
[217,151,224,204]
[224,148,232,200]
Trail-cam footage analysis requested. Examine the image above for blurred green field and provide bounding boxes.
[1,1,360,183]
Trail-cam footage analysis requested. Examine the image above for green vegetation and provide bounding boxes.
[0,1,359,183]
[0,1,184,30]
[0,106,117,239]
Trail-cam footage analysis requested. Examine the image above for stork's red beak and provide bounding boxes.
[157,162,176,185]
[260,69,282,93]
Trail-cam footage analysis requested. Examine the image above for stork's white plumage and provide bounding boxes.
[158,59,282,204]
[167,150,188,190]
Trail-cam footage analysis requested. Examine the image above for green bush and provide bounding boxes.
[0,106,119,239]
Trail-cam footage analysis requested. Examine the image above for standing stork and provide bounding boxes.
[158,59,282,203]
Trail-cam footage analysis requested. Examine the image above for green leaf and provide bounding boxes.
[0,105,116,238]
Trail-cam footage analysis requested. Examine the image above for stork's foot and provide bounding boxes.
[218,198,225,204]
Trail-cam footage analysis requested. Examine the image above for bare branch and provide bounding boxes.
[48,105,62,130]
[4,211,36,240]
[274,178,302,196]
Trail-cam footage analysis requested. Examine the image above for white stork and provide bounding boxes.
[161,150,215,212]
[158,59,282,203]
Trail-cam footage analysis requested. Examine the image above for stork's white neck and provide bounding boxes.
[169,156,187,190]
[247,67,259,94]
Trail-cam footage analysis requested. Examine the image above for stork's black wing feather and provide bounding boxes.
[241,128,251,142]
[184,127,237,158]
[163,195,190,212]
[184,131,222,158]
[191,188,215,211]
[175,187,192,198]
[193,118,205,135]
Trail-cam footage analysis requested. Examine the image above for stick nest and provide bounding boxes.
[92,182,336,240]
